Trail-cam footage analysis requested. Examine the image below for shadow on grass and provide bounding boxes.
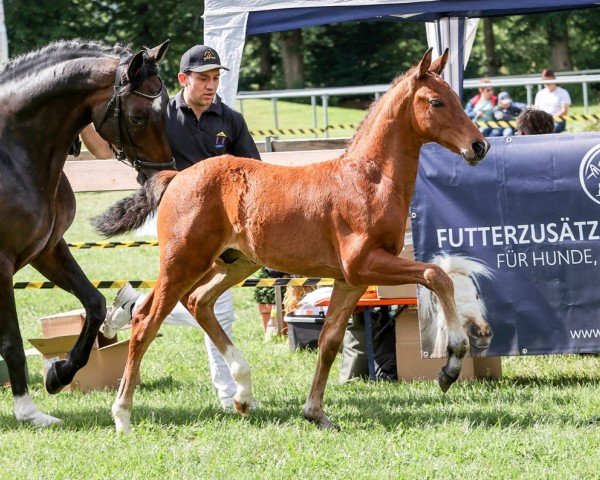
[3,373,597,431]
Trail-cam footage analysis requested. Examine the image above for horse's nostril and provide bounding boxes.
[472,140,487,158]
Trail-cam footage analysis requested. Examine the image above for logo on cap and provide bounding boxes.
[579,144,600,205]
[204,49,217,61]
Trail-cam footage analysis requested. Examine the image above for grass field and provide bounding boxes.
[2,192,599,479]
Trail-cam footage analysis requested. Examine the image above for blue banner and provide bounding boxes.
[412,133,600,357]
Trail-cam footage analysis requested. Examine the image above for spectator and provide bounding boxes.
[516,108,556,135]
[491,91,525,137]
[534,69,571,133]
[465,80,497,137]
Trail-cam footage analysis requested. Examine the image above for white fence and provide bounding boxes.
[237,71,600,136]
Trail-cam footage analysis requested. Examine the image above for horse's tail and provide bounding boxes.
[92,170,178,237]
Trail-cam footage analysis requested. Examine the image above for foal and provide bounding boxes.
[95,49,489,431]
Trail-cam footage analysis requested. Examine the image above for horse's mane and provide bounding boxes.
[0,39,132,83]
[345,67,415,153]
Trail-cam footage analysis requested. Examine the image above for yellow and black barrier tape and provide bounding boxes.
[250,124,358,137]
[13,277,335,290]
[475,113,600,129]
[250,114,600,137]
[67,240,158,249]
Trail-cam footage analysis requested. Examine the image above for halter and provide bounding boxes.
[95,56,176,182]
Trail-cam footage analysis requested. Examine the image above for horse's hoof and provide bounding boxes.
[302,408,341,431]
[233,399,250,418]
[45,360,68,394]
[438,367,459,393]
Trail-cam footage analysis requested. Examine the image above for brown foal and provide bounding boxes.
[94,49,489,431]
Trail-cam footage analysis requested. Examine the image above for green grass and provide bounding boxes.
[2,193,599,479]
[235,98,367,140]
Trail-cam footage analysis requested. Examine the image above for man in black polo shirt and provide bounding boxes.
[81,45,260,410]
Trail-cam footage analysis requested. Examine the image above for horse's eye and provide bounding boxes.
[429,99,443,108]
[129,115,146,126]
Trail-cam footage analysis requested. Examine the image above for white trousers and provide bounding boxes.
[132,289,237,402]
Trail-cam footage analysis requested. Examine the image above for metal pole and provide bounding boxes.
[272,97,279,130]
[0,0,8,66]
[526,84,533,106]
[238,98,244,116]
[274,286,284,335]
[311,95,318,138]
[322,95,329,138]
[583,82,589,114]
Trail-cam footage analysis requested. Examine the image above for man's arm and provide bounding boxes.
[80,124,114,159]
[229,113,261,160]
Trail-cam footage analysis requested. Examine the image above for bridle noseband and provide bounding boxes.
[95,56,176,182]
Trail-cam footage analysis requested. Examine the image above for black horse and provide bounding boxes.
[0,39,174,426]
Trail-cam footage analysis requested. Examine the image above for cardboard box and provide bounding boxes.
[30,309,140,392]
[29,335,137,393]
[376,244,417,299]
[40,310,118,349]
[394,308,502,381]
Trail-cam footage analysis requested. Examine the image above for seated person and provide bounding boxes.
[491,91,525,137]
[516,108,556,135]
[465,81,497,137]
[534,69,571,133]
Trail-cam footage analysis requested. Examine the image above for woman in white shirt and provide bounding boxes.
[534,69,571,133]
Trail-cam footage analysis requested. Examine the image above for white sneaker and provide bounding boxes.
[100,284,141,338]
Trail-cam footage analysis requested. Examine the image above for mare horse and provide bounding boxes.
[94,49,489,432]
[418,254,494,358]
[0,39,174,426]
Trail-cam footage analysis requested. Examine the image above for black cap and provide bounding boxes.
[179,45,229,73]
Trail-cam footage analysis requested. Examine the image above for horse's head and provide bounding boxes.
[410,48,489,166]
[93,40,174,183]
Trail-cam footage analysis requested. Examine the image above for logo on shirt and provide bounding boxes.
[215,131,228,149]
[579,143,600,205]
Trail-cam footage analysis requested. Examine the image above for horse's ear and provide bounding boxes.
[125,51,145,83]
[415,48,433,80]
[429,48,449,75]
[145,39,170,63]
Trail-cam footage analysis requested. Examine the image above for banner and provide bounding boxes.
[412,133,600,357]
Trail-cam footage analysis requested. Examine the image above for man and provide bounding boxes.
[516,108,556,136]
[81,45,260,410]
[534,69,571,133]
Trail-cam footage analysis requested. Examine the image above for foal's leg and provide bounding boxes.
[111,252,225,432]
[30,239,106,393]
[0,255,60,426]
[183,256,260,417]
[303,280,366,430]
[111,279,185,432]
[347,248,468,392]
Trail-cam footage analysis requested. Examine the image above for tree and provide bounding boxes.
[277,29,305,89]
[483,18,501,76]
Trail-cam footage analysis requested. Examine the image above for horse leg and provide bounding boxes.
[302,280,366,430]
[0,255,61,426]
[111,255,219,432]
[347,248,468,392]
[30,239,106,393]
[182,255,260,417]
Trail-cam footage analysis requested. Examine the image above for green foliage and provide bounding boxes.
[253,267,275,305]
[4,0,204,92]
